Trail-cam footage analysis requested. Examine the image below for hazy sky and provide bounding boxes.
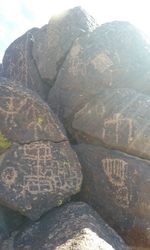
[0,0,150,62]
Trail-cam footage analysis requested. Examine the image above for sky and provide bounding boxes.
[1,0,150,62]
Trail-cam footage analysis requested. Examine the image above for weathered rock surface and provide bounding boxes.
[9,202,129,250]
[0,204,26,243]
[0,80,82,220]
[73,144,150,248]
[33,7,97,86]
[0,64,2,77]
[0,80,66,144]
[2,28,47,99]
[72,88,150,160]
[48,21,150,120]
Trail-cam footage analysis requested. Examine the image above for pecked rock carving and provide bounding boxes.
[0,79,82,220]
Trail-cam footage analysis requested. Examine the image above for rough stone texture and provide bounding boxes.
[48,21,150,120]
[11,202,129,250]
[0,205,26,243]
[2,28,47,99]
[0,81,66,144]
[72,88,150,160]
[0,64,2,77]
[33,7,97,86]
[73,144,150,248]
[0,141,82,220]
[0,80,82,220]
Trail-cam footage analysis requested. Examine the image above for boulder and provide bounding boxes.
[0,80,82,220]
[48,21,150,120]
[0,80,66,144]
[74,144,150,248]
[2,28,47,99]
[11,202,129,250]
[33,7,97,86]
[72,88,150,160]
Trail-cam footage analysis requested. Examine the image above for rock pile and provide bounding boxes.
[0,5,150,250]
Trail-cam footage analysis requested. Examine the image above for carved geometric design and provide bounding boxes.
[102,158,130,208]
[69,57,87,76]
[23,143,53,195]
[102,113,133,144]
[91,52,113,73]
[102,158,128,187]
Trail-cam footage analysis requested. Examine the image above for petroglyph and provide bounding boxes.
[1,167,18,188]
[23,143,53,194]
[26,103,57,140]
[91,52,113,74]
[102,158,128,187]
[70,42,81,57]
[102,113,133,144]
[69,57,87,76]
[22,143,76,195]
[102,158,129,208]
[0,96,27,126]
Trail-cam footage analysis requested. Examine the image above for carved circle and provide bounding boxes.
[1,167,18,187]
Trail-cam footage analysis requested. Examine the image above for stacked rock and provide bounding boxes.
[1,5,149,249]
[47,12,150,249]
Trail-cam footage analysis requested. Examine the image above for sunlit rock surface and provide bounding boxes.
[12,202,129,250]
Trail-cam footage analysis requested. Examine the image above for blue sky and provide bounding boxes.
[1,0,150,62]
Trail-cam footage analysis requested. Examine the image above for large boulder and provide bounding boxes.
[48,21,150,120]
[9,202,129,250]
[72,88,150,160]
[2,28,47,99]
[32,7,97,85]
[74,144,150,248]
[0,80,82,220]
[0,79,66,144]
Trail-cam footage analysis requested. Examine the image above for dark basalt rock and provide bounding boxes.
[33,7,97,86]
[2,28,47,100]
[11,202,129,250]
[0,81,66,144]
[0,204,26,244]
[0,141,82,220]
[48,21,150,120]
[72,88,150,160]
[0,79,82,220]
[73,144,150,248]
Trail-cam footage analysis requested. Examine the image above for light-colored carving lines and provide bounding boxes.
[102,158,129,208]
[102,158,128,187]
[102,113,133,144]
[1,167,18,188]
[23,143,53,194]
[0,96,27,126]
[69,57,87,76]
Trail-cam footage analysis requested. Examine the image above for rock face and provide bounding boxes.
[48,21,150,120]
[2,29,47,99]
[0,80,66,144]
[33,7,97,85]
[1,7,150,250]
[74,144,150,248]
[72,88,150,160]
[0,64,2,77]
[0,79,82,220]
[12,202,129,250]
[0,205,26,243]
